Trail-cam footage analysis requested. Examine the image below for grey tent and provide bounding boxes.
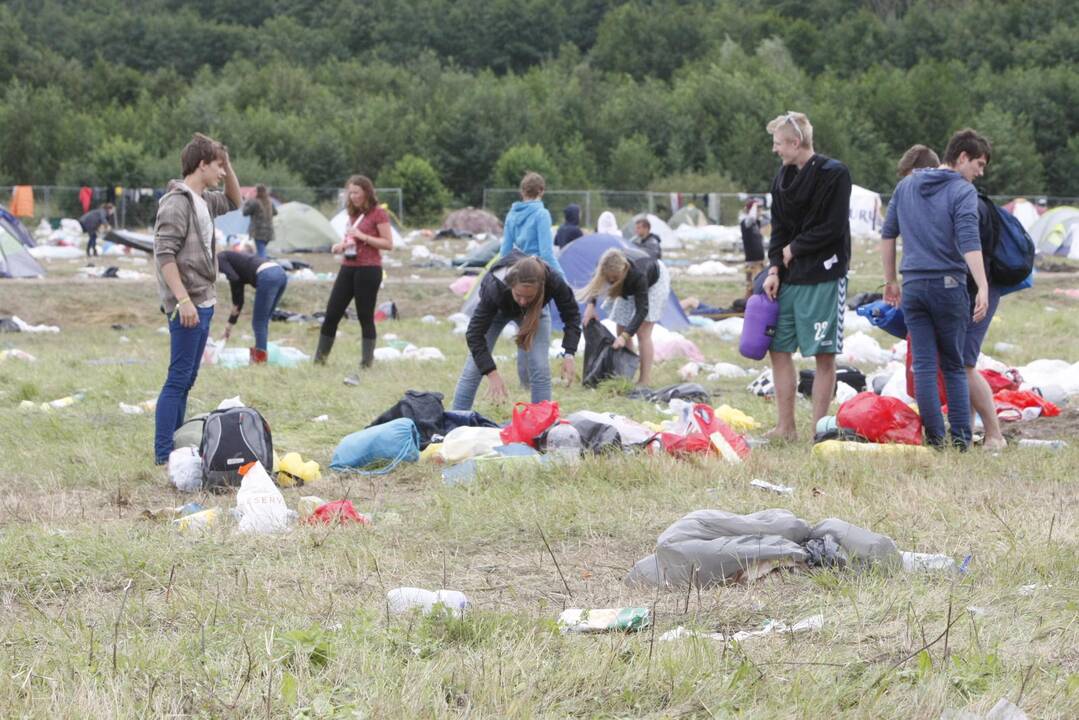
[0,224,45,277]
[267,203,338,253]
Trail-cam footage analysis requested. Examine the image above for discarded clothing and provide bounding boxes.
[626,508,900,589]
[368,391,498,449]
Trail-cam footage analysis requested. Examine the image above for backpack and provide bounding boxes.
[200,407,273,490]
[985,197,1035,289]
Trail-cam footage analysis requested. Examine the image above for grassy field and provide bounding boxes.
[1,239,1077,719]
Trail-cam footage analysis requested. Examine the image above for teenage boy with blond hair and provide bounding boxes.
[153,133,241,464]
[761,111,852,442]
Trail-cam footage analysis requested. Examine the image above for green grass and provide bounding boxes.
[1,243,1077,718]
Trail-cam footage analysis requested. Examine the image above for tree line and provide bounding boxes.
[1,0,1075,223]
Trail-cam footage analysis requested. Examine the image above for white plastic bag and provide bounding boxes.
[439,427,504,464]
[386,587,469,616]
[235,461,289,534]
[168,447,203,493]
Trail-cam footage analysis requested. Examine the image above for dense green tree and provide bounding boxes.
[492,144,560,190]
[0,0,1075,202]
[379,155,451,225]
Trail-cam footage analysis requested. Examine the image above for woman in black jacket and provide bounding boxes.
[578,248,670,387]
[451,251,581,410]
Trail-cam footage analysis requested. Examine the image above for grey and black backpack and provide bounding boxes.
[199,407,273,490]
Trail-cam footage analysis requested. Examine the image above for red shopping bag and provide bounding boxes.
[499,401,560,448]
[837,392,923,445]
[993,389,1060,418]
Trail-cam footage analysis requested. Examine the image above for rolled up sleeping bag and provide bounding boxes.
[739,293,779,360]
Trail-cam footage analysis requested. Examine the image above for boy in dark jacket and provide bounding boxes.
[761,111,851,441]
[554,203,583,249]
[152,133,241,464]
[79,203,115,256]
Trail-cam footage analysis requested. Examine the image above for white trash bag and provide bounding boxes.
[235,461,289,534]
[168,447,203,493]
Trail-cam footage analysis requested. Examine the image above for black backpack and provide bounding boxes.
[199,407,273,490]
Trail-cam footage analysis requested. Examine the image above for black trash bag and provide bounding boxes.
[582,320,639,388]
[798,365,867,398]
[647,383,711,404]
[566,418,622,454]
[367,390,445,449]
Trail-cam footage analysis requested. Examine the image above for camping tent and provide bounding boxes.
[1029,206,1079,258]
[443,208,503,236]
[266,203,338,253]
[329,208,405,248]
[0,224,45,278]
[213,196,284,239]
[0,208,35,248]
[668,206,709,229]
[621,213,680,250]
[555,233,690,331]
[849,185,882,237]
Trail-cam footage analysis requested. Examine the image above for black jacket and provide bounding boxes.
[590,251,660,337]
[741,216,764,262]
[554,204,583,248]
[768,154,851,285]
[218,250,267,310]
[467,251,581,376]
[631,232,662,260]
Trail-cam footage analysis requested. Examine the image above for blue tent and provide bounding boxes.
[214,197,283,239]
[0,208,35,248]
[552,232,690,331]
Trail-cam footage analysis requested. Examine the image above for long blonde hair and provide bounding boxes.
[576,249,630,303]
[504,257,548,351]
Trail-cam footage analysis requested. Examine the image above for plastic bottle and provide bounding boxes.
[386,587,469,616]
[545,423,582,461]
[900,551,957,573]
[46,392,85,410]
[1018,438,1066,450]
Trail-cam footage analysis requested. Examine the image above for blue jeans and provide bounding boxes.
[154,306,214,463]
[903,276,971,448]
[252,266,288,351]
[255,240,268,258]
[452,309,552,411]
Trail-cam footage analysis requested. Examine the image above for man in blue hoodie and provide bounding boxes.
[881,128,990,449]
[499,172,563,277]
[554,203,583,249]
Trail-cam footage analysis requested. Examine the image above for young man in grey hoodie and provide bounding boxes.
[881,128,990,449]
[153,133,241,464]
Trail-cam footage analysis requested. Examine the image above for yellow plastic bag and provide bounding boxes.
[716,404,759,432]
[277,452,321,487]
[419,442,444,463]
[812,440,929,457]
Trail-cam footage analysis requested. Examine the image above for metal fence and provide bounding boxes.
[0,185,404,231]
[485,187,1079,231]
[482,188,758,228]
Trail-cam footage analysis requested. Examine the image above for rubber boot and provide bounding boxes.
[361,337,376,369]
[249,347,268,365]
[314,333,335,365]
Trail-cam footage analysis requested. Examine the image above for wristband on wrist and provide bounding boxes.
[178,296,192,306]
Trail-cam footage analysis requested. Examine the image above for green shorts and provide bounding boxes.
[772,278,847,356]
